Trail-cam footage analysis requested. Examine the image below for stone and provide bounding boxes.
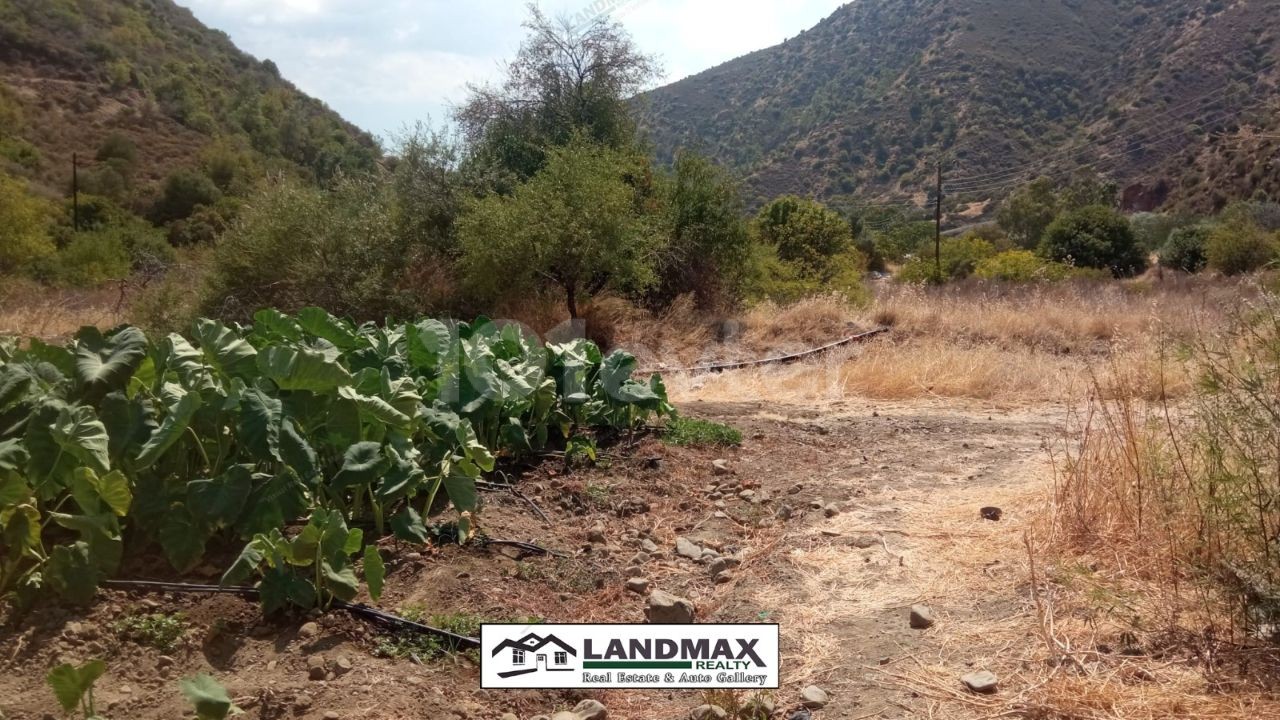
[909,604,936,630]
[675,536,702,560]
[119,685,132,694]
[980,506,1003,521]
[713,571,734,584]
[629,551,649,566]
[699,548,720,562]
[645,590,695,624]
[572,699,608,720]
[851,535,878,549]
[298,621,320,638]
[738,490,756,501]
[157,655,175,668]
[707,557,732,576]
[786,710,812,720]
[823,504,840,518]
[776,504,794,520]
[800,685,829,709]
[712,459,731,475]
[587,525,607,543]
[690,705,727,720]
[323,712,340,720]
[294,694,313,710]
[307,655,327,680]
[625,565,645,578]
[333,656,353,675]
[501,715,519,720]
[962,670,999,694]
[625,577,650,594]
[551,713,578,720]
[640,539,659,554]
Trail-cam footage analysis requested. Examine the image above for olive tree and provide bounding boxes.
[458,139,659,318]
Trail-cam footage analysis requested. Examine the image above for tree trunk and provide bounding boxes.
[566,285,579,319]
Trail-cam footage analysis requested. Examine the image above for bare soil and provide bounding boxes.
[0,398,1066,720]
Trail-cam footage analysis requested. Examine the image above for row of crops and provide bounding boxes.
[0,308,673,612]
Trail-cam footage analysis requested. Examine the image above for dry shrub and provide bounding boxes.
[739,293,853,352]
[1023,295,1280,717]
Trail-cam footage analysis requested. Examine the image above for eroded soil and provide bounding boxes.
[0,399,1065,720]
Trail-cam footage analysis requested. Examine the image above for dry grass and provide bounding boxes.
[0,277,126,341]
[649,279,1259,403]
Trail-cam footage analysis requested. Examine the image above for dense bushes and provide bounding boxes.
[1205,220,1279,275]
[1039,205,1147,277]
[974,250,1077,281]
[1160,225,1210,273]
[0,174,54,273]
[748,196,867,303]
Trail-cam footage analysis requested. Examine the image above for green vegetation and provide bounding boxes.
[0,309,673,611]
[112,612,186,651]
[372,609,499,660]
[663,417,743,447]
[179,674,242,720]
[748,196,868,302]
[1039,205,1147,278]
[1160,225,1210,273]
[46,659,106,720]
[1205,219,1279,275]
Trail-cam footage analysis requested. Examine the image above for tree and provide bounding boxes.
[1058,174,1117,211]
[996,177,1058,249]
[1205,220,1279,275]
[650,151,750,308]
[1160,225,1210,273]
[754,196,851,274]
[1039,205,1146,277]
[390,124,465,257]
[456,4,658,184]
[150,168,222,224]
[458,139,658,318]
[0,174,54,273]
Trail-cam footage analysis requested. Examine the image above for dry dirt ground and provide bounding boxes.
[0,397,1066,720]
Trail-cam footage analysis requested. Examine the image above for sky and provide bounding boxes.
[180,0,845,143]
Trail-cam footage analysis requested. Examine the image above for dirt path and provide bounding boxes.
[672,398,1066,718]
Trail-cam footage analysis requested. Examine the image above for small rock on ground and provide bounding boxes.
[962,670,999,694]
[625,577,650,594]
[909,604,936,629]
[690,705,728,720]
[645,590,696,623]
[800,685,829,709]
[573,699,608,720]
[675,536,703,560]
[298,621,320,638]
[500,715,518,720]
[712,459,731,475]
[980,506,1003,521]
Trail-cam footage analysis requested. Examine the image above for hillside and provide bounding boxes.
[0,0,377,204]
[637,0,1280,216]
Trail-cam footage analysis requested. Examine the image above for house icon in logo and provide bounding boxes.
[490,632,578,678]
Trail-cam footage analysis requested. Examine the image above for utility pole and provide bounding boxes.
[934,162,943,279]
[72,152,80,232]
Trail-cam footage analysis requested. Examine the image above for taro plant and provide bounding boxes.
[220,508,384,612]
[1,309,673,610]
[179,674,242,720]
[46,659,106,719]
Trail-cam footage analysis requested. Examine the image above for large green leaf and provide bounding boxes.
[332,442,388,488]
[46,659,106,713]
[297,307,360,350]
[221,537,267,587]
[187,465,253,528]
[258,346,352,393]
[159,507,209,572]
[237,386,282,462]
[99,391,157,467]
[363,545,384,601]
[45,541,98,604]
[337,385,411,429]
[0,363,33,411]
[193,319,258,378]
[0,437,29,474]
[51,405,111,475]
[278,418,317,479]
[74,326,148,400]
[136,390,203,469]
[0,471,30,505]
[390,505,429,544]
[320,558,359,601]
[180,673,243,720]
[252,308,303,342]
[258,567,316,614]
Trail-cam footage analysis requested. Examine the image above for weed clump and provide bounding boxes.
[664,416,743,447]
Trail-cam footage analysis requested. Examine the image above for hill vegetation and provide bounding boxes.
[637,0,1280,216]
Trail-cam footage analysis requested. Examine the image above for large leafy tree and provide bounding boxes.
[0,174,54,273]
[996,177,1058,249]
[754,196,852,274]
[1039,205,1146,277]
[458,139,659,318]
[456,4,658,186]
[650,151,750,309]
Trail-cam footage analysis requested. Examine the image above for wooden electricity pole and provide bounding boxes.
[934,162,942,278]
[72,152,80,232]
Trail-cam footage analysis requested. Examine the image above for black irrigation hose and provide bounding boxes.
[99,579,480,649]
[480,538,568,558]
[638,326,890,376]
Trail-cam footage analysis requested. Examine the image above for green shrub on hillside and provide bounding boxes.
[973,249,1076,282]
[895,235,996,284]
[1160,225,1210,273]
[1206,221,1279,275]
[0,174,55,273]
[1039,205,1146,277]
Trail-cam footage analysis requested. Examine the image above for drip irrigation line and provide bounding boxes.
[99,579,481,649]
[639,326,889,376]
[480,538,568,558]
